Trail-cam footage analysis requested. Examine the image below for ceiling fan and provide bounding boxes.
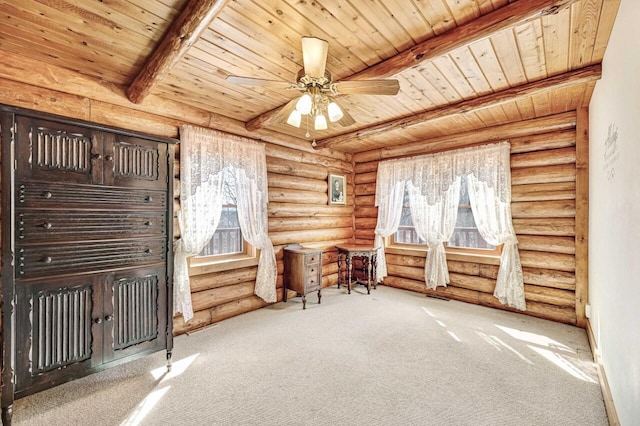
[226,36,400,137]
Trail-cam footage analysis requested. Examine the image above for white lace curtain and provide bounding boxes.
[374,142,525,310]
[174,125,277,322]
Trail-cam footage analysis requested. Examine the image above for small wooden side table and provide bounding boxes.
[336,245,379,294]
[283,244,323,309]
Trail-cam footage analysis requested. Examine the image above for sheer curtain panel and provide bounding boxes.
[373,179,406,282]
[407,178,461,288]
[174,126,276,322]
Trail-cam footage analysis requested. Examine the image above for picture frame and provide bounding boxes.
[328,173,346,205]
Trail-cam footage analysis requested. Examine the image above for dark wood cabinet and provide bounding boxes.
[1,107,175,424]
[283,245,322,309]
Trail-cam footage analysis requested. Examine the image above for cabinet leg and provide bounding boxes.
[2,404,13,425]
[302,295,307,310]
[166,351,172,372]
[337,253,343,289]
[318,289,321,304]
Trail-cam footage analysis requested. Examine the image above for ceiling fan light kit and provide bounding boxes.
[314,114,328,130]
[295,92,313,115]
[226,36,400,138]
[286,109,302,127]
[327,101,344,122]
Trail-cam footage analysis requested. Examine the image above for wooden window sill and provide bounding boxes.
[189,252,259,276]
[385,245,501,265]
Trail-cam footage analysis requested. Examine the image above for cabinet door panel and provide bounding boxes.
[104,267,167,363]
[14,276,102,395]
[15,116,103,184]
[103,134,168,190]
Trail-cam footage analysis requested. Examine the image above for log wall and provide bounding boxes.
[0,56,587,330]
[352,112,583,325]
[0,70,354,336]
[172,144,355,335]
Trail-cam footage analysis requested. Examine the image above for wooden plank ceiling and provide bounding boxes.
[0,0,620,153]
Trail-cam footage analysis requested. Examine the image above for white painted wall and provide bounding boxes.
[589,0,640,423]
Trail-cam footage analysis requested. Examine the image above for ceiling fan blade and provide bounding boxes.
[334,79,400,95]
[338,105,356,127]
[301,36,329,79]
[226,75,288,90]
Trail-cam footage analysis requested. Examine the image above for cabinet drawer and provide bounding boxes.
[305,275,321,292]
[304,253,321,265]
[17,210,166,242]
[305,265,321,292]
[17,238,167,278]
[17,181,167,210]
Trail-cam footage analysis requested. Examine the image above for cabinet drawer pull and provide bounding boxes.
[94,318,103,324]
[91,153,102,160]
[105,315,113,322]
[105,155,114,161]
[145,221,153,226]
[43,191,52,199]
[145,248,153,254]
[42,256,52,264]
[42,222,52,229]
[145,196,153,202]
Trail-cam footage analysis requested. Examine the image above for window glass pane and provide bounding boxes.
[392,180,495,250]
[448,179,494,250]
[394,187,425,245]
[196,176,244,257]
[197,206,243,256]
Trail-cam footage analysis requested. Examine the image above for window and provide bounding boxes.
[189,172,258,274]
[392,180,499,254]
[195,205,243,257]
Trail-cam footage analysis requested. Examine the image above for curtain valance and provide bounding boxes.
[375,142,512,207]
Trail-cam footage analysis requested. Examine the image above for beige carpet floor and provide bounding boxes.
[12,285,607,426]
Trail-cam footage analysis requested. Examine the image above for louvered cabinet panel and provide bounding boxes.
[16,238,167,278]
[103,134,168,190]
[103,267,168,363]
[15,116,103,185]
[14,276,103,397]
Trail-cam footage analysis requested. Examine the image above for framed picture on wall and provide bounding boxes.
[329,173,346,205]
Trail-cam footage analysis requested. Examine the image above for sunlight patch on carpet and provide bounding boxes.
[151,353,200,382]
[120,386,170,426]
[494,325,574,353]
[529,346,597,383]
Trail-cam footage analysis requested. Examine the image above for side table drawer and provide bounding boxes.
[305,268,321,292]
[304,253,320,265]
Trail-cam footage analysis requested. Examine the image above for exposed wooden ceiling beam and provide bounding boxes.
[127,0,230,104]
[314,64,602,149]
[245,0,580,132]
